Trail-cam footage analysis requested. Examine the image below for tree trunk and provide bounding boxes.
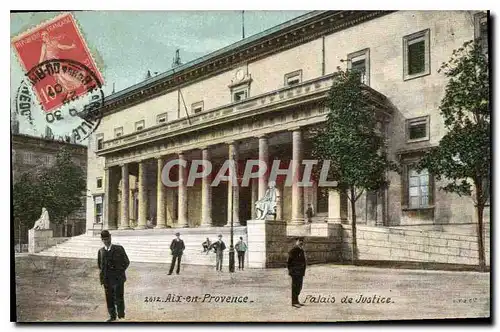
[475,182,486,271]
[350,187,357,264]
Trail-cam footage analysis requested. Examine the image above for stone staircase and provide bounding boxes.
[33,227,248,266]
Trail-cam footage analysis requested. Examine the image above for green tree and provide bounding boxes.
[13,172,43,247]
[418,40,490,271]
[40,148,86,225]
[312,68,398,263]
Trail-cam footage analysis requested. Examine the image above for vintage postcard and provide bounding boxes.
[11,10,491,323]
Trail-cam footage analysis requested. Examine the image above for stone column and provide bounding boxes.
[156,157,167,229]
[227,142,240,226]
[178,152,189,227]
[251,178,258,219]
[119,164,131,229]
[201,147,212,227]
[258,135,269,200]
[136,160,148,229]
[104,167,117,230]
[291,128,304,223]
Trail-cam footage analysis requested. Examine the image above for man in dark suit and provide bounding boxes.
[210,234,226,272]
[98,230,130,322]
[287,237,306,308]
[169,232,185,275]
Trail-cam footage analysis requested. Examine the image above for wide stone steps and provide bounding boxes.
[34,232,245,266]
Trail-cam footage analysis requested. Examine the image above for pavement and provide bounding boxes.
[14,255,490,322]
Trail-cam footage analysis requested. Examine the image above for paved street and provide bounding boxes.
[14,255,490,322]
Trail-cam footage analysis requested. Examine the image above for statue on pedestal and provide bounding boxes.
[254,181,277,220]
[32,207,51,230]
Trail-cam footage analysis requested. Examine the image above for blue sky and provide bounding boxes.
[10,11,309,138]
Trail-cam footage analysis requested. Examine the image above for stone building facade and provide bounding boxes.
[12,133,88,244]
[86,11,489,237]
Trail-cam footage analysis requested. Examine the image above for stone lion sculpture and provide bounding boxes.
[32,207,51,230]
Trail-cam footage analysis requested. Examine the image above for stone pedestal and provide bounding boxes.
[28,229,54,254]
[246,219,287,268]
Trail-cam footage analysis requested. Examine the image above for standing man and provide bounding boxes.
[98,230,130,322]
[287,237,306,308]
[169,232,185,275]
[306,204,314,223]
[211,234,226,272]
[235,236,248,270]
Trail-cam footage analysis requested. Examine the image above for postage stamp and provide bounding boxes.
[11,13,104,113]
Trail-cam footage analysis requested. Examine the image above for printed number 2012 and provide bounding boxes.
[144,297,161,303]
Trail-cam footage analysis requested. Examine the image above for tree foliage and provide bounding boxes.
[13,147,86,232]
[418,39,490,270]
[418,40,489,203]
[312,67,398,201]
[311,67,398,261]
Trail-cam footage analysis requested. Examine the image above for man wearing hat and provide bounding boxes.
[97,230,130,322]
[169,232,185,275]
[287,237,307,308]
[210,234,226,272]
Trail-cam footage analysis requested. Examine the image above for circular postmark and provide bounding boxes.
[15,58,104,143]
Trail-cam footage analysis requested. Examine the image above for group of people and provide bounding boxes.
[97,230,307,321]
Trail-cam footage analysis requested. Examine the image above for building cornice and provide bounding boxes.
[102,10,395,116]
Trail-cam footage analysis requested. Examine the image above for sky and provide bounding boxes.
[10,10,309,139]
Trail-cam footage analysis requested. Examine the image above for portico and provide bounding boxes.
[97,74,392,232]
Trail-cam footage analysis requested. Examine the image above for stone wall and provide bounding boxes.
[342,224,490,266]
[28,229,68,254]
[247,220,343,268]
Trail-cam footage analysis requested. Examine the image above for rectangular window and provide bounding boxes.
[408,168,430,208]
[114,127,123,138]
[135,120,145,131]
[403,29,430,80]
[347,49,370,85]
[23,152,33,164]
[96,134,104,151]
[406,116,429,142]
[474,12,488,54]
[157,113,168,124]
[232,86,249,103]
[96,177,103,189]
[94,195,103,224]
[284,70,302,87]
[191,101,204,114]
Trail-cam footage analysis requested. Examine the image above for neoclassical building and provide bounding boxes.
[87,10,489,235]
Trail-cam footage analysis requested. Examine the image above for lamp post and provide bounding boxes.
[229,151,236,273]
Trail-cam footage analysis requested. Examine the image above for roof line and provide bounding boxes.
[105,10,326,102]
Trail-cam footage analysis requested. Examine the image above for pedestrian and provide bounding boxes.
[306,204,314,223]
[169,232,185,275]
[235,236,248,270]
[210,234,226,271]
[97,230,130,322]
[202,237,212,254]
[287,237,306,308]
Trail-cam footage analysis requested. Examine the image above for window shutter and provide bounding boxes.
[401,164,408,208]
[429,173,435,205]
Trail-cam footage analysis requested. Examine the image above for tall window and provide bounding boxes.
[96,177,103,189]
[475,12,488,54]
[94,195,103,224]
[403,29,430,80]
[347,49,370,85]
[96,134,104,151]
[408,168,430,208]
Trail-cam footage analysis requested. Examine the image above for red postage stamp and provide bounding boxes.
[11,13,104,113]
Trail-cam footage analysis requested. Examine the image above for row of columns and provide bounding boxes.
[111,127,305,229]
